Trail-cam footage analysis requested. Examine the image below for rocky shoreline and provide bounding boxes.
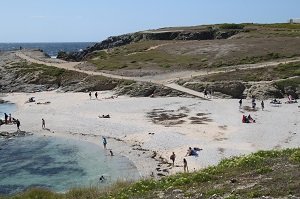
[0,130,33,139]
[1,50,298,99]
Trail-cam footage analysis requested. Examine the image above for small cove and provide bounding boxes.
[0,135,140,195]
[0,102,140,195]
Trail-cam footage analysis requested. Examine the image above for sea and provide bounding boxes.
[0,103,140,195]
[0,42,95,58]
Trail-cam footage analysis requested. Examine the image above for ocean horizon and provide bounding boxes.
[0,42,95,57]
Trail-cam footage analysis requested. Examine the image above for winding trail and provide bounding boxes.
[15,51,300,99]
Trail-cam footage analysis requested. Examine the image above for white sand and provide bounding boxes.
[1,92,299,177]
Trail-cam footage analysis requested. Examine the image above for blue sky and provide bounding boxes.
[1,0,299,42]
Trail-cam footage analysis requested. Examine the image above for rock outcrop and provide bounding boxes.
[179,80,299,99]
[115,82,191,97]
[181,81,246,99]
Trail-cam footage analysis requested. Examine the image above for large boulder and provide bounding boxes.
[114,82,189,97]
[246,83,284,99]
[182,81,246,99]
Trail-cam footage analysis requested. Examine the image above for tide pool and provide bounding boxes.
[0,135,139,195]
[0,103,16,118]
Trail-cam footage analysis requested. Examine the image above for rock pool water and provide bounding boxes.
[0,103,16,118]
[0,135,140,195]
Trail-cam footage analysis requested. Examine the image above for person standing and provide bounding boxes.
[109,150,114,156]
[42,118,45,129]
[89,92,92,100]
[261,100,264,111]
[16,119,20,131]
[102,137,107,149]
[252,96,256,109]
[183,158,188,172]
[204,89,208,98]
[170,152,176,166]
[239,99,242,108]
[95,92,98,99]
[4,113,8,124]
[8,114,12,123]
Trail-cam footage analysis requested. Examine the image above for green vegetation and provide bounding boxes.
[8,61,66,78]
[89,39,300,72]
[212,53,299,68]
[274,77,300,91]
[89,41,203,71]
[4,61,134,90]
[2,148,300,199]
[260,23,300,29]
[219,23,245,29]
[86,23,300,71]
[196,61,300,82]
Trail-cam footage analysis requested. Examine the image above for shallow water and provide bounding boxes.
[0,103,16,118]
[0,136,139,195]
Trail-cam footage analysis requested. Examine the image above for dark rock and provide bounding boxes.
[247,83,284,99]
[183,81,246,99]
[283,86,299,99]
[172,189,183,194]
[114,82,190,97]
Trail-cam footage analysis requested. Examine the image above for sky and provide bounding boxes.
[1,0,299,42]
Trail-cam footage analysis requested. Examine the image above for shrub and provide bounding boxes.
[290,150,300,163]
[219,23,245,29]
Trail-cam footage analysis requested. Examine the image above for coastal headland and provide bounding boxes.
[0,23,300,198]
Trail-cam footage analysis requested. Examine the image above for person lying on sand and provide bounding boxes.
[104,95,118,99]
[285,100,298,104]
[25,97,35,103]
[37,101,51,105]
[98,114,110,118]
[270,99,281,104]
[186,147,198,156]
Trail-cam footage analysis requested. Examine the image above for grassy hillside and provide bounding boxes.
[87,23,300,72]
[3,148,300,199]
[191,61,300,82]
[2,61,134,92]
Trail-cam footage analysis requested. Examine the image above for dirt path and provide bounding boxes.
[15,51,300,100]
[165,83,209,99]
[16,52,143,81]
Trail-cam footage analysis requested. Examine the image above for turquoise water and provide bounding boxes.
[0,135,140,195]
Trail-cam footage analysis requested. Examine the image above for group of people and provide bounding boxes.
[0,113,21,130]
[99,114,110,118]
[168,146,203,173]
[89,91,98,99]
[286,95,298,104]
[169,152,189,172]
[239,98,264,111]
[242,114,256,123]
[203,88,213,98]
[102,137,114,156]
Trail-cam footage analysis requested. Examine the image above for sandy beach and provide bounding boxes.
[1,91,299,178]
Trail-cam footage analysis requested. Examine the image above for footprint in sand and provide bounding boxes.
[213,132,228,142]
[284,131,297,144]
[218,147,225,156]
